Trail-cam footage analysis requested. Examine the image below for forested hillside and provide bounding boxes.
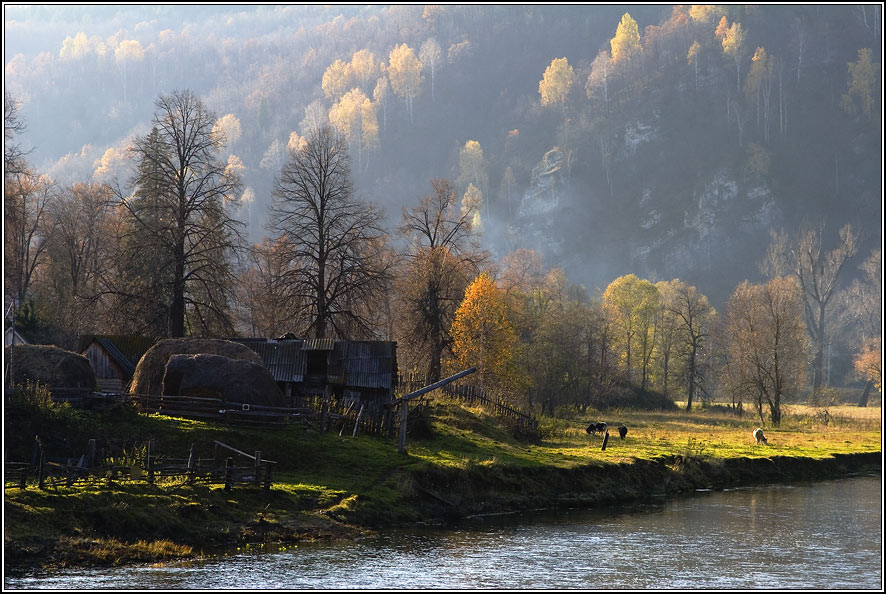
[4,5,881,411]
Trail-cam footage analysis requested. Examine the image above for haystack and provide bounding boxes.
[162,353,285,407]
[4,344,96,390]
[129,338,263,396]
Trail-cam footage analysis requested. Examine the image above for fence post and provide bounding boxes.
[187,443,196,486]
[146,440,155,485]
[254,451,261,486]
[224,457,234,491]
[37,446,45,490]
[87,439,97,468]
[19,466,27,490]
[398,398,408,454]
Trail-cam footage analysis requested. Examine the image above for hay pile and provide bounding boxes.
[129,338,263,396]
[4,344,96,390]
[162,353,285,407]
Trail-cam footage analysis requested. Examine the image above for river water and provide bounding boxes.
[6,475,882,590]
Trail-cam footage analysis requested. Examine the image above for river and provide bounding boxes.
[5,475,882,590]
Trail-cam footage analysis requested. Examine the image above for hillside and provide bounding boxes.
[4,4,882,307]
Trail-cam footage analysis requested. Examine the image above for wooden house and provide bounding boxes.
[78,335,156,393]
[231,338,398,407]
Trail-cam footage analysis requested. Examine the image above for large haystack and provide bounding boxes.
[5,344,96,390]
[162,353,285,407]
[129,338,263,396]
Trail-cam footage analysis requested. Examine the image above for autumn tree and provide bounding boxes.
[268,125,391,339]
[212,113,242,155]
[419,37,442,101]
[349,49,378,94]
[854,338,881,396]
[517,268,592,414]
[842,249,881,406]
[745,47,775,142]
[233,238,302,338]
[762,224,859,394]
[373,76,389,130]
[115,39,144,104]
[396,178,485,382]
[4,172,55,310]
[659,279,716,410]
[42,182,121,339]
[602,274,660,389]
[841,48,881,120]
[722,20,746,94]
[4,91,28,176]
[451,272,524,399]
[121,90,243,337]
[610,13,642,69]
[329,87,368,164]
[724,278,807,426]
[321,58,352,100]
[687,41,701,94]
[388,43,423,123]
[539,57,574,117]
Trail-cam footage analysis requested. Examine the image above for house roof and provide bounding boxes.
[232,338,397,390]
[234,338,307,383]
[78,335,157,378]
[330,341,398,389]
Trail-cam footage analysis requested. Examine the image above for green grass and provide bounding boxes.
[3,394,881,569]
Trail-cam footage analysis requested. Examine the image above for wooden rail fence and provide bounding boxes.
[4,437,274,492]
[398,372,539,437]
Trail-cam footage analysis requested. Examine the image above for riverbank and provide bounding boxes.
[3,398,881,571]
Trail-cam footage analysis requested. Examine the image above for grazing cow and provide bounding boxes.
[586,422,608,436]
[617,425,628,440]
[753,428,768,445]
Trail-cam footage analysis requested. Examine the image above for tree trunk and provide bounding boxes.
[858,380,872,407]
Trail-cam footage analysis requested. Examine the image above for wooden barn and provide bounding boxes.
[78,335,157,393]
[231,337,398,407]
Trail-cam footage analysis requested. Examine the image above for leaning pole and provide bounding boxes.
[394,367,478,454]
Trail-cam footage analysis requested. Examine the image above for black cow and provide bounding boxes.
[618,425,628,440]
[586,422,607,436]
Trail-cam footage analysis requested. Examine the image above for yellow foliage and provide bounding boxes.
[841,48,880,119]
[854,338,882,392]
[451,273,522,391]
[610,13,642,65]
[388,43,423,101]
[538,57,573,106]
[322,59,352,100]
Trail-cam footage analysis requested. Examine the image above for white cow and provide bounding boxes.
[753,428,768,445]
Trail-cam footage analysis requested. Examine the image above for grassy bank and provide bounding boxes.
[3,395,881,570]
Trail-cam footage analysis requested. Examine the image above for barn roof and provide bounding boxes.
[234,338,307,383]
[330,340,398,389]
[231,338,397,390]
[78,335,157,378]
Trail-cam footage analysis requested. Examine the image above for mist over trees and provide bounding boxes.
[4,5,881,417]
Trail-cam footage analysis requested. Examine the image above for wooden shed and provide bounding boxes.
[231,337,398,406]
[78,335,156,393]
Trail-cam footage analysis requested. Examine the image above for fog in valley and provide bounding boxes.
[5,4,882,399]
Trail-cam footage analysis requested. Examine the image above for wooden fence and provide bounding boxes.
[4,438,274,492]
[398,372,539,438]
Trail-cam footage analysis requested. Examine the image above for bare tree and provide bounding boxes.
[725,278,808,426]
[269,125,391,339]
[396,178,486,381]
[121,90,243,337]
[660,279,716,411]
[42,182,121,340]
[4,172,55,309]
[4,91,29,177]
[762,224,858,393]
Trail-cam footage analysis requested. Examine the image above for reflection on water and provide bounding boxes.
[6,475,882,590]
